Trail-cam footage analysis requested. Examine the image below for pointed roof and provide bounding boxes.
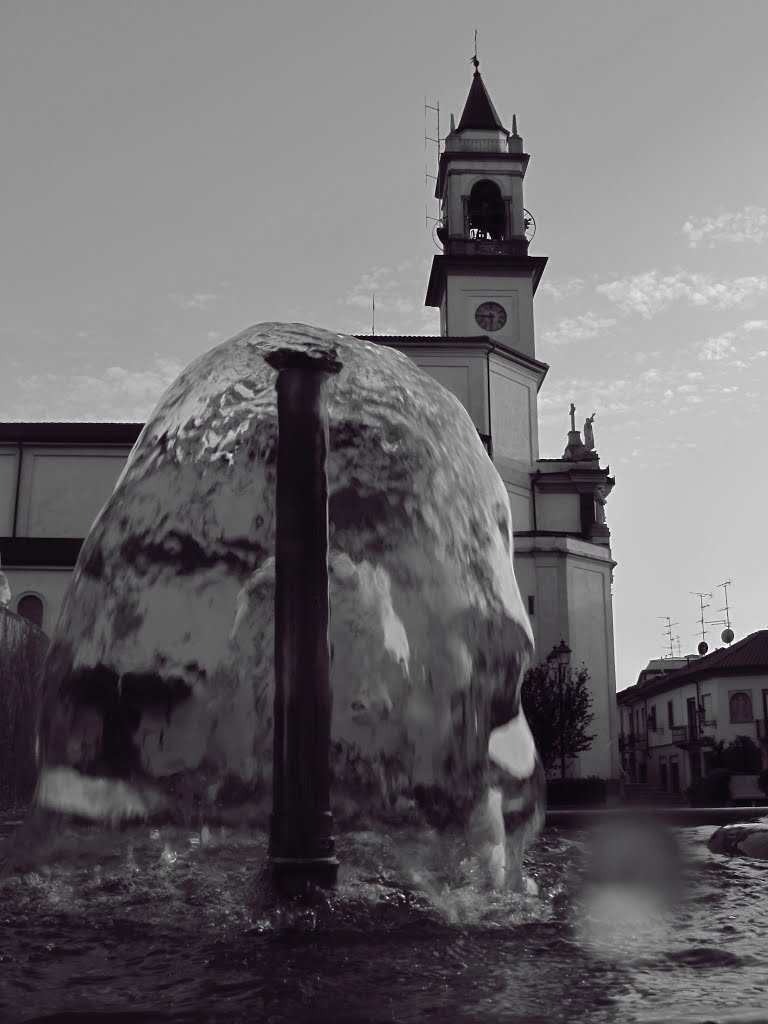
[457,70,508,133]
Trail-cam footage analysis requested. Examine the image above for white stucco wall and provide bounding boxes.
[566,556,618,779]
[443,273,536,357]
[405,349,490,433]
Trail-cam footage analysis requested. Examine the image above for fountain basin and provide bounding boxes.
[1,813,766,1024]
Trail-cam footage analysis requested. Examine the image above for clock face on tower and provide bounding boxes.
[474,301,507,332]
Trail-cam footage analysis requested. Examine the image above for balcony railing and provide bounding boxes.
[443,137,509,154]
[619,734,647,754]
[672,725,716,749]
[446,238,529,257]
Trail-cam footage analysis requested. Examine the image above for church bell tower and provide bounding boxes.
[361,61,619,790]
[425,59,547,360]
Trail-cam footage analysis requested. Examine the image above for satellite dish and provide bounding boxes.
[697,641,708,656]
[721,627,734,645]
[523,209,536,243]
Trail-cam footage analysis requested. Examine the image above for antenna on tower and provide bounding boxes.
[424,97,442,238]
[471,28,479,71]
[424,97,440,183]
[658,616,679,659]
[371,293,375,336]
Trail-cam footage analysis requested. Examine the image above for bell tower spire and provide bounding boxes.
[425,62,547,360]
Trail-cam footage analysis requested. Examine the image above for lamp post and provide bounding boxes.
[547,640,572,780]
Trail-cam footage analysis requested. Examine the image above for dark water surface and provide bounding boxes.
[1,814,767,1024]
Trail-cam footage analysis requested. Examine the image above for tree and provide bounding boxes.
[709,735,762,774]
[521,661,596,778]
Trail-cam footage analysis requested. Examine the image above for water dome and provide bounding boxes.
[32,322,543,888]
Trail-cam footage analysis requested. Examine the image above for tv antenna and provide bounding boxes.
[658,616,679,659]
[707,579,735,645]
[717,580,733,631]
[691,591,712,645]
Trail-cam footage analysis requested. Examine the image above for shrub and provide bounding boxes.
[710,736,762,774]
[686,770,731,807]
[546,776,606,808]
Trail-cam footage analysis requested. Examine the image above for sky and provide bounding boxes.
[1,1,767,691]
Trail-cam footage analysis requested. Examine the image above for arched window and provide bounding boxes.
[467,180,506,241]
[729,691,753,724]
[17,593,44,629]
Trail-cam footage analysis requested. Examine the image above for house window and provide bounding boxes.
[17,593,44,629]
[729,691,753,724]
[701,693,713,723]
[667,701,674,728]
[527,596,535,615]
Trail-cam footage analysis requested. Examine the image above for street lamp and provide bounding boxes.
[547,640,572,779]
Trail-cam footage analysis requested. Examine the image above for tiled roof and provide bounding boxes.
[355,334,488,343]
[457,71,507,133]
[618,630,768,702]
[679,630,768,674]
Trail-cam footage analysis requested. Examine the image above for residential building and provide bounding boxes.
[617,631,768,796]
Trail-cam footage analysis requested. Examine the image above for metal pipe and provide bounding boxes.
[264,341,342,892]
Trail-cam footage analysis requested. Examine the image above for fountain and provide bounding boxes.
[26,321,543,890]
[2,323,768,1022]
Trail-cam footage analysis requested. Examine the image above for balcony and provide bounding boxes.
[445,237,529,258]
[619,734,647,754]
[671,725,716,750]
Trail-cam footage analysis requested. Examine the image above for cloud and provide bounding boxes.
[682,207,768,248]
[538,277,585,301]
[169,292,219,311]
[596,271,768,318]
[541,312,617,346]
[14,357,184,420]
[341,262,423,316]
[743,319,768,331]
[698,332,736,361]
[339,259,436,333]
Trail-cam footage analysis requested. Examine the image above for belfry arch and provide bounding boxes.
[467,180,506,241]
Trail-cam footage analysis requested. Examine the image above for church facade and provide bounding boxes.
[0,65,619,784]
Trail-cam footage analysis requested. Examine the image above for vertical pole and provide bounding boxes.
[264,342,343,891]
[559,668,565,780]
